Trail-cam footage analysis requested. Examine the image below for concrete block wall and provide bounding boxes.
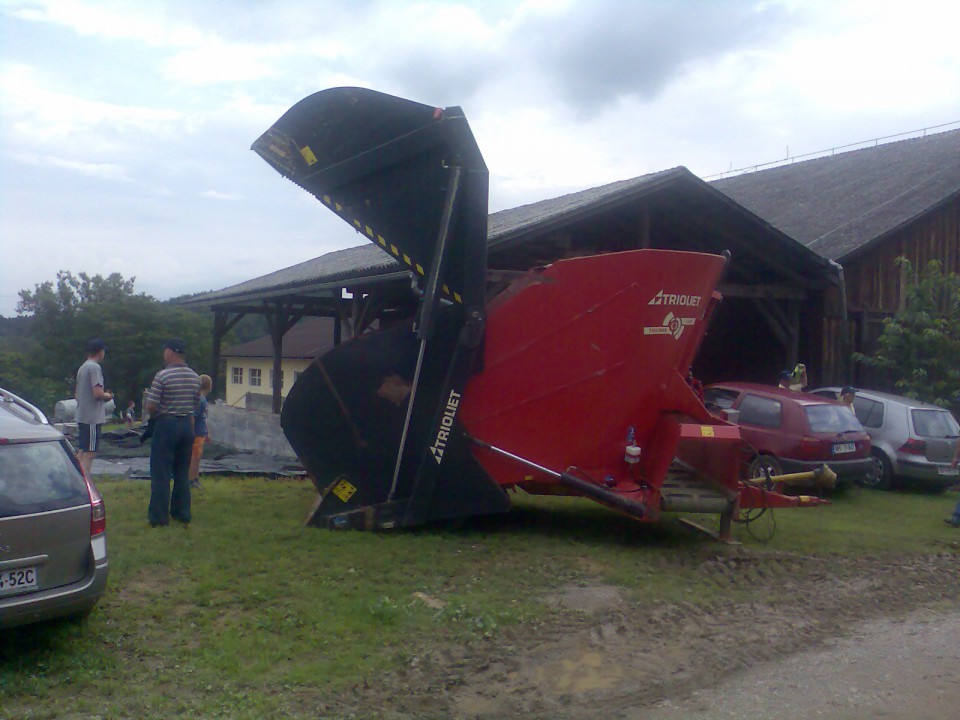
[207,402,296,459]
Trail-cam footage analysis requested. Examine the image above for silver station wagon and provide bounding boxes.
[811,387,960,491]
[0,388,109,628]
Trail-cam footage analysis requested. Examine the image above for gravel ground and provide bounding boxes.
[638,607,960,720]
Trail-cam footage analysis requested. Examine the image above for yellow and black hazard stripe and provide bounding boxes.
[315,190,464,305]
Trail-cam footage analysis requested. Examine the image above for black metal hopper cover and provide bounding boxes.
[251,86,488,310]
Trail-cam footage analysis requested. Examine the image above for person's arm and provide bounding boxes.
[93,386,114,402]
[143,375,163,418]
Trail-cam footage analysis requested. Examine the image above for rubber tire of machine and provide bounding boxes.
[748,454,783,485]
[861,450,894,491]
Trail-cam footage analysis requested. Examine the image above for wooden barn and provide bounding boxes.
[186,127,960,408]
[185,167,836,411]
[713,127,960,389]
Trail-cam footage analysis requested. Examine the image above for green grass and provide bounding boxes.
[1,477,958,718]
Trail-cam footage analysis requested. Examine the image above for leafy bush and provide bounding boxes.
[855,258,960,407]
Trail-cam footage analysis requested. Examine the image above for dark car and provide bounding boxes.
[811,387,960,491]
[703,382,875,489]
[0,388,109,629]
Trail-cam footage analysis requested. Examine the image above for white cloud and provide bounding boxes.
[162,42,286,86]
[4,0,205,47]
[0,63,184,153]
[2,0,960,319]
[10,151,132,181]
[200,190,241,201]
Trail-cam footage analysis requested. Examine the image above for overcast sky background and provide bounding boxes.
[2,0,959,317]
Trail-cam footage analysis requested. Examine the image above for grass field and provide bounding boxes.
[1,476,958,719]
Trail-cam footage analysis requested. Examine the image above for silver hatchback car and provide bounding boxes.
[0,388,109,628]
[811,387,960,491]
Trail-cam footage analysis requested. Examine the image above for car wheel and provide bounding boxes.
[748,455,782,484]
[861,450,893,490]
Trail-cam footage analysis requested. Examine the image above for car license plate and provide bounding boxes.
[0,567,38,596]
[832,442,856,454]
[938,466,958,476]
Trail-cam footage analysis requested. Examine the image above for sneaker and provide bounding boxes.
[944,518,960,528]
[191,479,201,490]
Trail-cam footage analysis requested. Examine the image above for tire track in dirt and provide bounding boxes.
[367,550,960,719]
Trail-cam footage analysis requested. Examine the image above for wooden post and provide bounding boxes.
[267,304,286,415]
[263,301,307,414]
[212,310,226,399]
[212,309,247,402]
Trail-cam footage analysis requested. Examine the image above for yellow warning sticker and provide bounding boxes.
[700,426,715,437]
[299,145,318,165]
[332,479,357,503]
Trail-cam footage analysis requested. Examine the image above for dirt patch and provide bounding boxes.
[544,583,626,614]
[640,606,960,720]
[337,549,960,719]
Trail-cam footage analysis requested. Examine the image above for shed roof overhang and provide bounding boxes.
[183,166,837,316]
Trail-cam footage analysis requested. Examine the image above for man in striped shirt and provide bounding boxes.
[143,338,201,527]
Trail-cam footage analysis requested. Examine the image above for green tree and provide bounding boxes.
[10,272,216,415]
[0,347,63,412]
[12,272,145,411]
[17,271,136,318]
[854,258,960,407]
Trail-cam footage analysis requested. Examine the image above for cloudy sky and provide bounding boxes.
[2,0,958,317]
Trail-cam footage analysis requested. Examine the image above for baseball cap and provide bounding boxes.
[85,337,107,353]
[165,338,187,354]
[841,386,857,395]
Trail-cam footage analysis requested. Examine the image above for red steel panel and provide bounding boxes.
[461,249,730,495]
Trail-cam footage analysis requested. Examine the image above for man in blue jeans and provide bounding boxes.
[143,338,201,527]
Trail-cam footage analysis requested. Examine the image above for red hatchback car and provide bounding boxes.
[703,382,875,489]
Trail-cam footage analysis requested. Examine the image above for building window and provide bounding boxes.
[271,370,284,388]
[250,368,262,387]
[231,367,243,384]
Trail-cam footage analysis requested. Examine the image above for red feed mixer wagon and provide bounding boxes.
[251,87,828,540]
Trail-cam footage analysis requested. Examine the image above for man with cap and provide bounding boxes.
[143,338,201,527]
[75,338,114,476]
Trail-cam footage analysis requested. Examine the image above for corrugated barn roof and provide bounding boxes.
[712,127,960,261]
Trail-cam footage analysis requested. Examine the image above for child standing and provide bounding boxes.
[189,374,213,490]
[124,399,136,429]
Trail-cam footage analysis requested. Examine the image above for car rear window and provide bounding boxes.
[804,405,864,433]
[911,409,960,438]
[738,395,782,428]
[703,388,739,411]
[0,440,88,518]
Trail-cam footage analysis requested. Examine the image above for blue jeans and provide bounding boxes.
[952,497,960,522]
[148,415,193,524]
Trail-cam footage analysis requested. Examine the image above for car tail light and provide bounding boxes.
[899,438,927,456]
[796,437,825,460]
[84,475,107,536]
